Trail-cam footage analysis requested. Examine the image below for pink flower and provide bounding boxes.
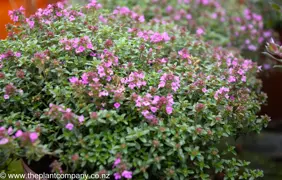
[90,52,96,57]
[211,13,217,19]
[87,43,94,50]
[248,45,257,51]
[66,123,74,130]
[263,64,271,70]
[97,66,105,77]
[114,103,121,109]
[162,32,170,41]
[4,94,9,100]
[78,115,84,123]
[238,69,245,75]
[228,76,236,83]
[178,49,190,59]
[86,0,102,9]
[26,18,35,29]
[166,6,173,13]
[173,14,181,21]
[158,73,180,91]
[141,110,155,120]
[56,12,63,17]
[99,90,108,97]
[171,82,180,92]
[263,31,272,38]
[57,2,64,9]
[19,6,25,12]
[65,45,71,51]
[15,52,21,57]
[202,88,207,93]
[29,132,38,142]
[0,138,9,145]
[99,15,107,23]
[113,158,121,167]
[69,16,75,21]
[81,73,89,85]
[166,106,173,115]
[138,16,145,22]
[186,14,192,20]
[152,96,160,104]
[7,127,13,135]
[150,32,163,43]
[196,28,204,36]
[201,0,209,5]
[122,170,132,179]
[76,46,85,53]
[150,106,158,113]
[241,76,246,82]
[158,81,165,88]
[15,130,23,138]
[214,87,230,100]
[69,77,79,84]
[114,173,121,180]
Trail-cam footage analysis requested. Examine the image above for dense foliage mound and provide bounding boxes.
[0,1,269,179]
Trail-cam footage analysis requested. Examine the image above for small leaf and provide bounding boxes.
[271,3,281,12]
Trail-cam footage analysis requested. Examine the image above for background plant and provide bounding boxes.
[99,0,272,55]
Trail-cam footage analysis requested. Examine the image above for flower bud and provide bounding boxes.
[195,103,205,112]
[153,140,160,147]
[0,72,5,79]
[72,154,79,161]
[140,44,145,51]
[196,127,202,134]
[104,39,113,48]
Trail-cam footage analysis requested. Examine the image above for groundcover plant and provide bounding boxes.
[100,0,272,53]
[0,0,269,179]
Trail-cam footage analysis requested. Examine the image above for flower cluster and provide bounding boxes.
[0,126,38,145]
[46,104,85,130]
[104,0,272,52]
[214,87,230,100]
[225,55,253,84]
[113,6,145,22]
[134,93,174,123]
[137,30,170,43]
[85,0,102,10]
[0,50,21,61]
[230,9,272,51]
[33,1,84,24]
[121,71,146,89]
[1,83,23,100]
[158,73,180,92]
[8,6,25,22]
[112,157,133,179]
[60,36,94,53]
[96,50,119,79]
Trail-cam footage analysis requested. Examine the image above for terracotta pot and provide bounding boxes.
[0,0,61,39]
[22,159,48,180]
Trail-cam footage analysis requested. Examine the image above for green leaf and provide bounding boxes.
[271,3,281,12]
[144,172,149,179]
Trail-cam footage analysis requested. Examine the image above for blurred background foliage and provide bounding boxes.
[250,0,282,29]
